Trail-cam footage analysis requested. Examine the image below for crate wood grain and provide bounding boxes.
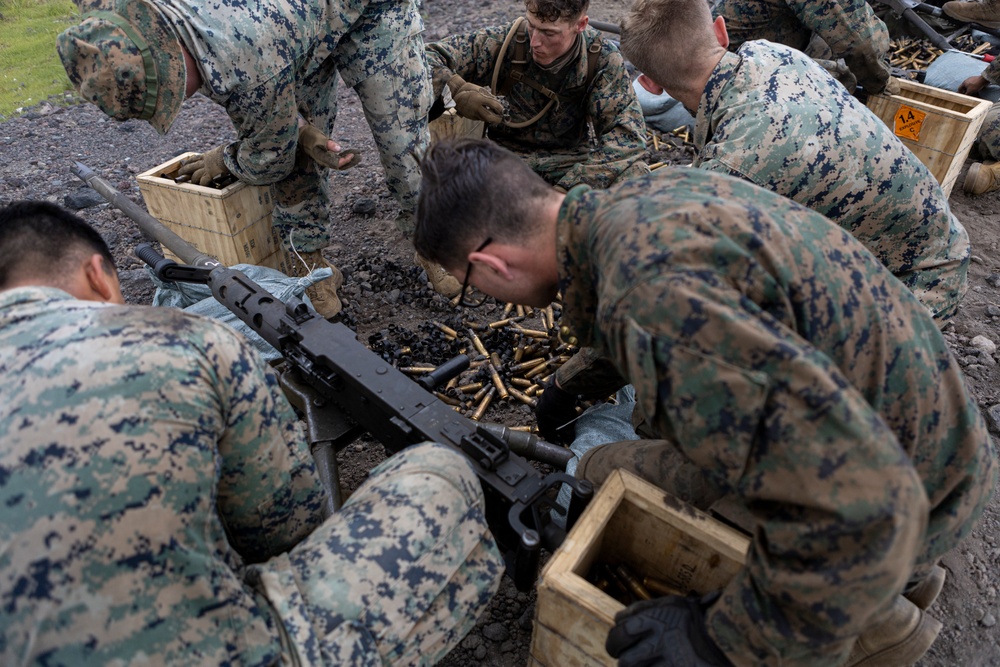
[137,152,282,267]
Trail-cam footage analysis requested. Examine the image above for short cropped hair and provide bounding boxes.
[526,0,590,23]
[414,139,554,271]
[0,200,117,289]
[620,0,715,86]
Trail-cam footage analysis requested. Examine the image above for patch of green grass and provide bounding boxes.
[0,0,80,118]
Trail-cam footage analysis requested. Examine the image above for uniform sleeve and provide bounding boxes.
[205,324,326,563]
[556,49,649,190]
[221,67,300,186]
[425,26,507,101]
[553,346,628,399]
[984,59,1000,86]
[607,274,929,667]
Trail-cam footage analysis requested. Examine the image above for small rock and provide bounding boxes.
[983,613,997,628]
[971,255,986,265]
[987,305,1000,318]
[64,188,107,210]
[483,622,509,642]
[352,197,377,215]
[971,335,997,355]
[985,274,1000,288]
[473,644,488,661]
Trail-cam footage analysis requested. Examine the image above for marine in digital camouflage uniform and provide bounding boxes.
[0,201,503,666]
[620,0,970,321]
[57,0,430,249]
[411,140,997,667]
[711,0,894,93]
[425,0,649,191]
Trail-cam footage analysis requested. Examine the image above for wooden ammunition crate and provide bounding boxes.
[866,79,992,198]
[137,152,290,270]
[530,470,750,667]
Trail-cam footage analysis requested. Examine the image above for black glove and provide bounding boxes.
[606,595,733,667]
[535,380,578,445]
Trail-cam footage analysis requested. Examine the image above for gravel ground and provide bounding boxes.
[3,0,1000,664]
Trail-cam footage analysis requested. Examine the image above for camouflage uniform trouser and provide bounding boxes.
[249,442,504,666]
[975,101,1000,162]
[273,34,432,253]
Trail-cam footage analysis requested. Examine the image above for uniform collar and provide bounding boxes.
[693,50,742,149]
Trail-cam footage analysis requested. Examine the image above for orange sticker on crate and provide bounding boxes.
[894,106,926,141]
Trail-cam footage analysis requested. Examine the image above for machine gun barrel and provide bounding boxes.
[70,161,220,269]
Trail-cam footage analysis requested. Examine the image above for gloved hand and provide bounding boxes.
[843,44,893,95]
[606,595,734,667]
[535,380,578,445]
[448,74,504,124]
[297,122,362,171]
[177,144,231,186]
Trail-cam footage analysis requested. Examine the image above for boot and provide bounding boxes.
[942,0,1000,28]
[414,252,461,298]
[289,249,344,319]
[963,161,1000,195]
[843,596,942,667]
[903,564,946,611]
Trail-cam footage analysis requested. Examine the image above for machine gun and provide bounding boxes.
[876,0,1000,50]
[71,161,593,591]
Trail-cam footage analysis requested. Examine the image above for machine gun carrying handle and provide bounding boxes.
[135,243,215,284]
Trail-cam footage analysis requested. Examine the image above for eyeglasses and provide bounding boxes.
[457,237,493,308]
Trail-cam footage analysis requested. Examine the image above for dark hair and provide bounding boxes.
[0,200,117,288]
[526,0,590,23]
[414,139,554,270]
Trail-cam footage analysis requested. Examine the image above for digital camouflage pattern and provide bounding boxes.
[556,169,996,667]
[0,288,503,666]
[694,41,970,319]
[56,0,186,135]
[974,61,1000,162]
[253,442,504,666]
[151,0,428,249]
[712,0,893,93]
[426,23,649,190]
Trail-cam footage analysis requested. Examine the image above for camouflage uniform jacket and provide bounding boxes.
[984,57,1000,85]
[0,288,326,666]
[694,41,970,319]
[426,23,648,189]
[556,171,996,667]
[712,0,891,91]
[156,0,422,186]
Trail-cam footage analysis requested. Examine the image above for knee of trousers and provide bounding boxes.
[366,441,486,510]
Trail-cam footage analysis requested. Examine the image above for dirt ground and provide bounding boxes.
[2,0,1000,664]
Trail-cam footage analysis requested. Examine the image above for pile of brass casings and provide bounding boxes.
[889,35,993,73]
[588,560,690,605]
[398,302,577,424]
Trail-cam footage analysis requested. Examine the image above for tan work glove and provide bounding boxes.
[297,123,362,171]
[177,144,231,186]
[447,74,504,124]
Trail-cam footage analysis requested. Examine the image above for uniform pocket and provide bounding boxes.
[621,318,769,490]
